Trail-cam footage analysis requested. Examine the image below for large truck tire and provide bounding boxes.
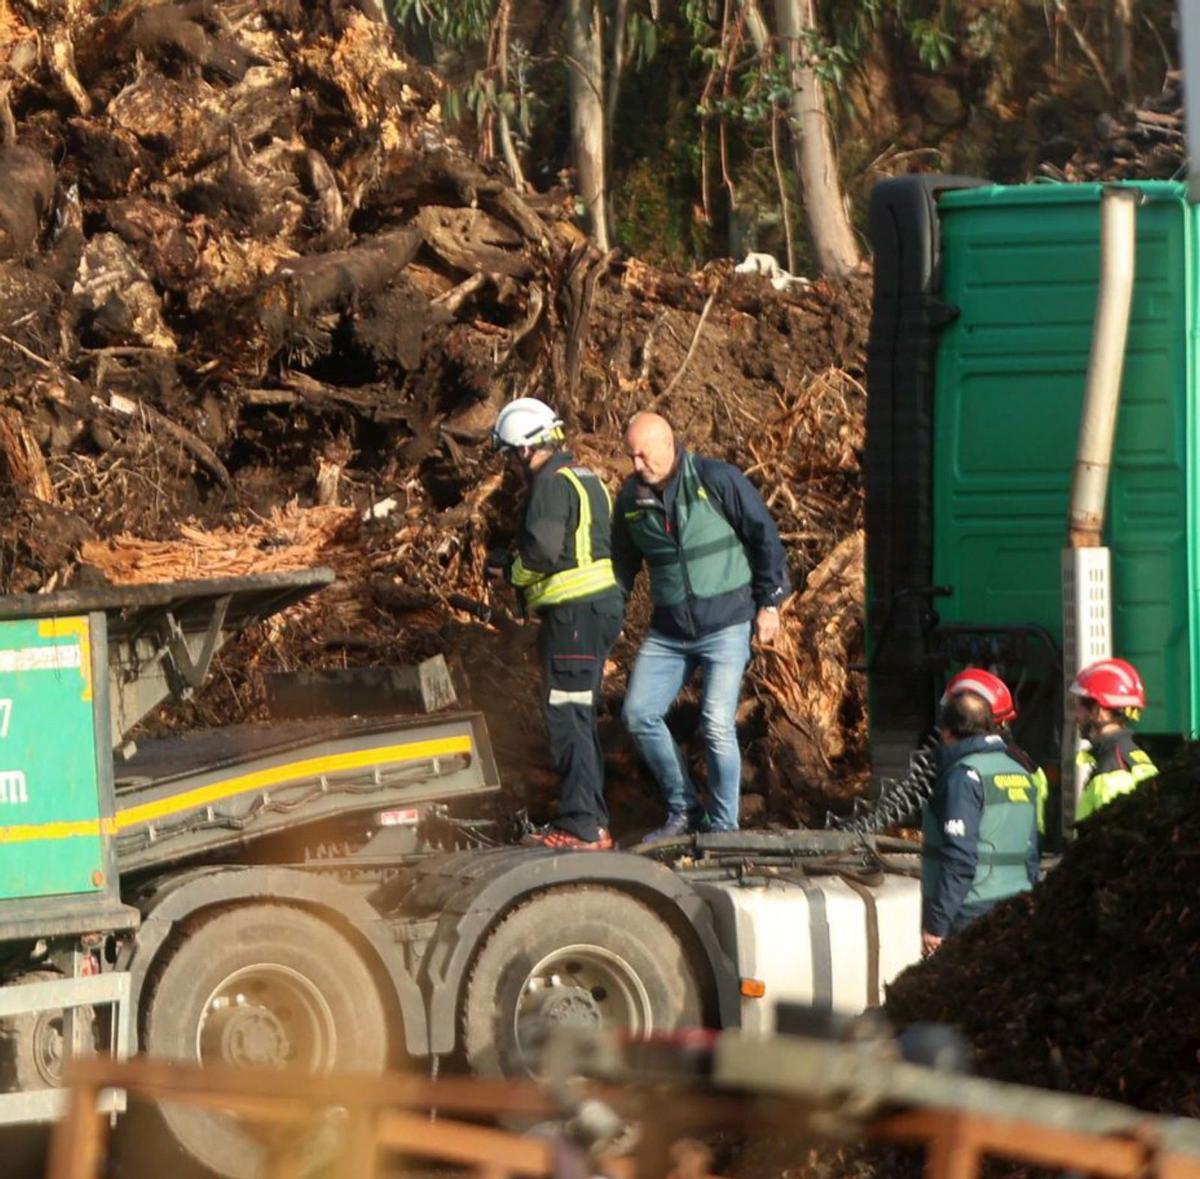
[141,903,388,1179]
[462,886,704,1076]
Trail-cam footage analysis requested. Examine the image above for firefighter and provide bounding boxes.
[921,689,1039,957]
[488,398,624,850]
[941,668,1050,838]
[1068,658,1158,822]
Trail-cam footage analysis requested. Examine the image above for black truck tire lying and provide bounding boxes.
[141,903,388,1179]
[462,885,704,1076]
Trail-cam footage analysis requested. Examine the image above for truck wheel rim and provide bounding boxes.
[32,1012,64,1087]
[516,944,653,1063]
[196,964,338,1070]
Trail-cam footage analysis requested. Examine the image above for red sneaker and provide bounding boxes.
[521,826,614,851]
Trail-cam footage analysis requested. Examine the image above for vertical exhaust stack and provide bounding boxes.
[1060,187,1139,835]
[1182,0,1200,203]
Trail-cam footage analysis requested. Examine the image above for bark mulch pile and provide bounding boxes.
[0,0,872,836]
[885,760,1200,1116]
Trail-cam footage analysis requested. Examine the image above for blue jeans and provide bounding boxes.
[621,621,752,831]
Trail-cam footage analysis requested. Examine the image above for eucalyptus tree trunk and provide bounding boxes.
[565,0,611,250]
[1110,0,1135,104]
[773,0,860,276]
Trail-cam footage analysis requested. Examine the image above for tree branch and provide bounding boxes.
[604,0,630,147]
[494,0,530,191]
[654,282,720,405]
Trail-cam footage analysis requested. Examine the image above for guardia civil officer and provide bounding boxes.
[612,411,789,841]
[921,689,1039,956]
[941,668,1050,838]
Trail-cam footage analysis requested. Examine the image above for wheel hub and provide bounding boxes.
[514,945,655,1073]
[205,1000,291,1067]
[196,964,337,1072]
[531,984,603,1029]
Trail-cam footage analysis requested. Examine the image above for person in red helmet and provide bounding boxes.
[942,669,1049,838]
[1068,658,1158,821]
[920,689,1039,957]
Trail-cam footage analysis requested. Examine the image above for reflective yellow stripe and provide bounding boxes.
[559,468,593,565]
[523,468,616,608]
[37,617,93,701]
[509,555,542,588]
[525,559,616,607]
[0,735,473,845]
[0,817,116,845]
[118,735,472,829]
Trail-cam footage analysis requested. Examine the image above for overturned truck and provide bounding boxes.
[0,571,923,1177]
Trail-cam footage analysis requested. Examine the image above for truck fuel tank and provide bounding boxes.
[693,871,921,1031]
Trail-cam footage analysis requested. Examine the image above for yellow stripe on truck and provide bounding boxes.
[0,735,473,844]
[117,736,473,829]
[0,817,117,845]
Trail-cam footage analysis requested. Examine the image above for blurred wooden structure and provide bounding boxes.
[46,1048,1200,1179]
[46,1056,635,1179]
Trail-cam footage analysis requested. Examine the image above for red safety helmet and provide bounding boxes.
[941,668,1017,725]
[1068,658,1145,711]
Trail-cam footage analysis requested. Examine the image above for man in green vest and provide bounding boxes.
[921,689,1039,956]
[488,398,624,851]
[612,412,789,842]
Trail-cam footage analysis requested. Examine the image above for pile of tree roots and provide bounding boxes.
[0,0,872,832]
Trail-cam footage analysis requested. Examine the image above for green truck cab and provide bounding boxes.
[865,177,1196,804]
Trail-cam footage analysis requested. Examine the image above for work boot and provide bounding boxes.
[638,812,691,845]
[521,826,614,851]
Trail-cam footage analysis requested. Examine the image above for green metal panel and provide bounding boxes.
[933,181,1193,736]
[0,616,106,900]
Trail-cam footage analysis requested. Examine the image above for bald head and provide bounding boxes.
[625,412,677,487]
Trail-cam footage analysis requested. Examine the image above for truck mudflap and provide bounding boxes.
[380,848,742,1057]
[120,864,431,1056]
[114,711,500,872]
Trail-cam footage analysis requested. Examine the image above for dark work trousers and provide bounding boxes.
[536,591,624,841]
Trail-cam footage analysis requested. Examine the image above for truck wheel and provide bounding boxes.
[0,972,92,1092]
[462,887,704,1076]
[142,904,387,1179]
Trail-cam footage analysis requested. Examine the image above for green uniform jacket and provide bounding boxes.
[922,734,1039,937]
[611,449,788,639]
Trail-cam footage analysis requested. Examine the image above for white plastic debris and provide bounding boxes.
[734,251,812,293]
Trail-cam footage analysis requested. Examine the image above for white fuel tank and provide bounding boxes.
[694,873,922,1035]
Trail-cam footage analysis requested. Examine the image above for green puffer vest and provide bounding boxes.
[623,453,752,607]
[922,748,1037,912]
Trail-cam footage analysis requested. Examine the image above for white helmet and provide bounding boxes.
[491,398,564,451]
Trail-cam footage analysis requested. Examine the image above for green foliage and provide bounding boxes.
[907,15,955,70]
[395,0,660,146]
[612,149,713,269]
[821,0,957,76]
[627,11,660,70]
[609,17,713,268]
[392,0,494,46]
